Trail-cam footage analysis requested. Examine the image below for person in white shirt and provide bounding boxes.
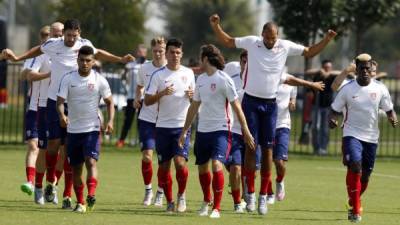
[329,53,397,222]
[144,38,195,213]
[179,45,255,219]
[209,14,331,214]
[134,37,167,207]
[1,18,133,205]
[57,46,115,213]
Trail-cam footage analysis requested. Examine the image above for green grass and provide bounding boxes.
[0,145,400,225]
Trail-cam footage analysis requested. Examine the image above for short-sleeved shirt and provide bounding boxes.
[125,59,149,99]
[137,61,166,123]
[224,61,243,135]
[194,70,238,132]
[276,83,297,129]
[41,37,97,100]
[235,36,304,99]
[57,70,111,133]
[331,80,393,143]
[145,65,195,128]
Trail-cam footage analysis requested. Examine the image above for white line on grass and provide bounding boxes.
[316,167,400,180]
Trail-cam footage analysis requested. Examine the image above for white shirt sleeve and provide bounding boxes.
[331,87,347,112]
[290,86,298,98]
[235,36,257,49]
[40,38,58,55]
[57,75,70,99]
[82,39,98,54]
[379,85,393,112]
[225,76,239,102]
[145,72,159,95]
[137,65,145,87]
[284,40,305,56]
[99,76,112,99]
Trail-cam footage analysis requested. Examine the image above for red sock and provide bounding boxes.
[231,189,241,204]
[63,159,73,198]
[276,174,284,183]
[267,177,273,195]
[35,172,44,188]
[73,184,85,204]
[157,167,163,191]
[55,170,63,185]
[361,181,369,196]
[348,171,361,214]
[26,167,35,183]
[260,170,271,195]
[199,172,212,202]
[46,153,58,183]
[346,170,352,206]
[87,177,98,197]
[212,170,224,211]
[141,160,153,186]
[176,167,188,195]
[245,168,255,194]
[158,168,173,203]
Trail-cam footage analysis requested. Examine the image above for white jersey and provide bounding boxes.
[57,70,111,133]
[145,66,195,128]
[41,37,97,100]
[235,36,304,98]
[331,80,393,143]
[125,59,148,99]
[137,61,166,123]
[337,77,355,91]
[276,83,297,129]
[224,61,243,135]
[194,70,238,132]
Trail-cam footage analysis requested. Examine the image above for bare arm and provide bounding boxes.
[231,99,256,150]
[56,96,68,128]
[134,85,144,109]
[2,46,42,62]
[209,14,235,48]
[22,69,50,81]
[303,30,337,58]
[284,74,325,91]
[328,108,342,129]
[182,101,201,135]
[95,49,135,64]
[386,110,398,128]
[331,63,356,92]
[103,96,115,134]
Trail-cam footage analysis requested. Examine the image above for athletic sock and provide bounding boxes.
[73,184,85,204]
[26,166,35,184]
[35,172,44,188]
[276,174,285,183]
[245,168,255,194]
[158,168,173,203]
[45,153,58,183]
[267,177,273,195]
[260,170,271,195]
[348,171,361,214]
[346,169,352,206]
[141,160,153,186]
[86,177,98,197]
[212,170,224,210]
[176,167,188,195]
[156,167,163,192]
[63,159,73,198]
[199,171,212,202]
[231,189,241,204]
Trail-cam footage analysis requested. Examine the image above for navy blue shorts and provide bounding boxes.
[37,107,48,149]
[343,136,378,175]
[25,110,38,140]
[194,130,231,165]
[67,131,100,166]
[273,128,290,161]
[138,119,156,151]
[155,127,190,164]
[242,93,277,149]
[46,99,67,144]
[226,132,243,166]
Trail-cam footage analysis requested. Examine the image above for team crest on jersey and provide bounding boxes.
[210,83,216,91]
[88,83,95,91]
[370,92,377,100]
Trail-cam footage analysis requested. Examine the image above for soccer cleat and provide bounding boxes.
[176,193,186,213]
[115,140,125,148]
[62,197,72,209]
[73,203,87,213]
[275,181,285,201]
[166,201,175,213]
[198,201,209,216]
[143,188,153,206]
[34,187,45,205]
[258,195,268,215]
[234,203,244,213]
[266,194,275,204]
[44,183,56,203]
[246,192,256,212]
[21,182,34,196]
[86,195,96,211]
[153,190,164,207]
[349,213,362,223]
[240,200,247,209]
[209,209,221,219]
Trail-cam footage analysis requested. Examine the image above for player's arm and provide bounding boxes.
[331,63,356,91]
[1,46,43,62]
[289,87,297,111]
[209,14,235,48]
[144,84,174,106]
[134,85,144,109]
[231,99,256,150]
[284,74,325,91]
[328,108,342,129]
[56,96,68,128]
[386,110,398,128]
[95,49,135,64]
[178,100,201,148]
[22,69,50,81]
[302,30,337,58]
[103,96,115,134]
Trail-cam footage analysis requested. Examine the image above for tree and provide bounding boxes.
[160,0,254,61]
[53,0,145,56]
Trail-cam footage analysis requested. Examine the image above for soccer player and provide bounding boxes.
[209,14,334,214]
[135,37,167,206]
[57,46,115,213]
[144,38,195,213]
[329,54,398,222]
[1,19,133,205]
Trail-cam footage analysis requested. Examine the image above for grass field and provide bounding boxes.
[0,145,399,225]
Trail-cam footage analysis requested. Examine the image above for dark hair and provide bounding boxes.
[200,44,225,70]
[240,50,248,61]
[78,46,94,56]
[166,38,183,51]
[321,59,332,65]
[64,19,81,31]
[262,22,278,33]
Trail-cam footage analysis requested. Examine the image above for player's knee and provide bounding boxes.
[142,151,153,162]
[211,160,223,172]
[230,165,241,176]
[349,162,362,173]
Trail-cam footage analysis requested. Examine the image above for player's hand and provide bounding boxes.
[185,85,193,99]
[60,115,68,128]
[288,100,296,111]
[310,81,325,91]
[161,84,175,96]
[329,118,338,129]
[105,121,114,134]
[1,49,18,61]
[326,29,337,40]
[243,129,256,151]
[178,131,188,149]
[388,113,398,128]
[133,99,141,109]
[121,54,135,64]
[345,63,356,73]
[209,14,221,27]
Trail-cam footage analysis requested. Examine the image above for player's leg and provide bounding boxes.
[34,107,47,205]
[173,128,190,213]
[227,133,244,213]
[117,99,135,147]
[55,147,64,187]
[360,141,378,197]
[273,128,290,202]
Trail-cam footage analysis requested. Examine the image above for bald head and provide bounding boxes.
[50,22,64,38]
[261,22,278,49]
[262,22,278,34]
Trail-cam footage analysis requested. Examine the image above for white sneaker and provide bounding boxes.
[234,203,244,213]
[21,182,34,196]
[73,203,86,213]
[246,192,256,212]
[176,193,186,213]
[44,183,58,204]
[258,195,268,215]
[34,187,45,205]
[209,209,220,218]
[266,194,275,204]
[52,186,58,205]
[143,188,153,206]
[198,201,209,216]
[240,200,247,209]
[276,182,285,201]
[153,190,164,207]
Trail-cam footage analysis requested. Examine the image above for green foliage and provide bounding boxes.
[161,0,254,61]
[52,0,145,56]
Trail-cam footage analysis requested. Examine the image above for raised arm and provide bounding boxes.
[331,63,356,92]
[303,30,337,58]
[284,74,325,91]
[95,49,135,64]
[2,46,43,62]
[209,14,235,48]
[103,96,115,134]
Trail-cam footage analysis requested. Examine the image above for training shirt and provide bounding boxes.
[276,83,297,129]
[125,59,148,99]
